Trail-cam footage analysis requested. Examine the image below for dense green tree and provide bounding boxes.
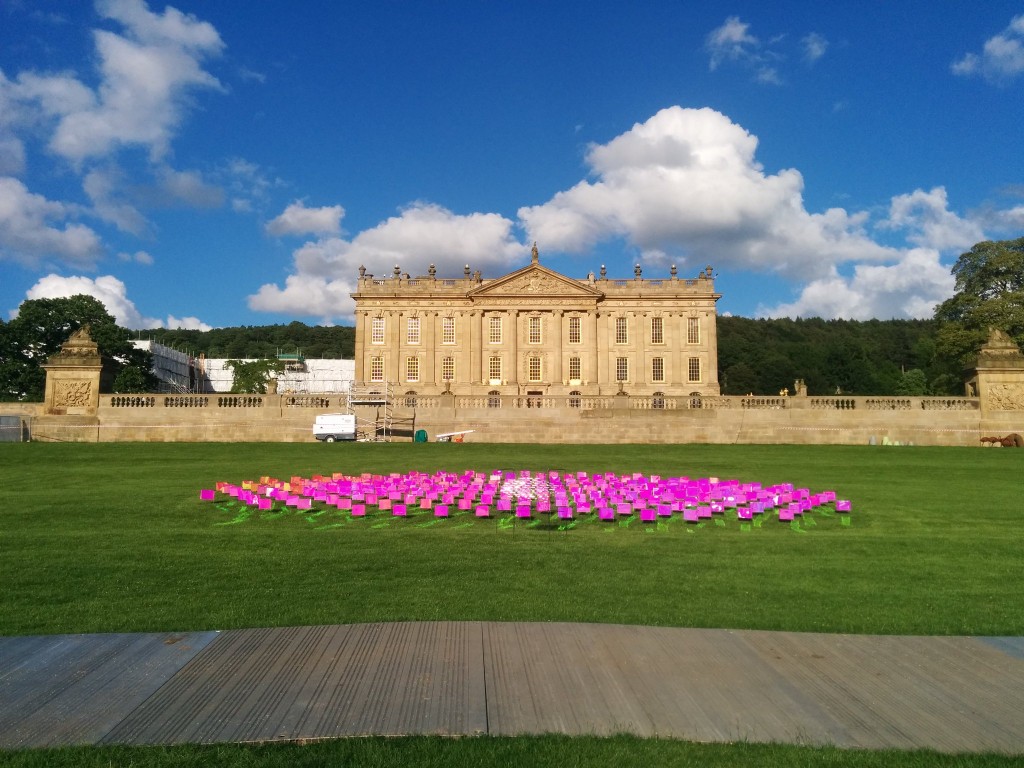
[224,359,285,393]
[934,237,1024,367]
[0,295,152,401]
[894,368,929,396]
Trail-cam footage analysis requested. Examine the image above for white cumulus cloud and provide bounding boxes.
[0,177,102,267]
[250,202,527,322]
[24,273,211,329]
[952,14,1024,83]
[265,200,345,237]
[879,186,985,252]
[759,249,955,320]
[519,107,897,282]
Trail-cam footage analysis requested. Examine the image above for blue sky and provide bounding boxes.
[2,0,1023,330]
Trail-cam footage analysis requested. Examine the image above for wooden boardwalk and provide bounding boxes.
[2,623,1023,753]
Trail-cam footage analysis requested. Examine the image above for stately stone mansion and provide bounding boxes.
[351,245,721,402]
[2,253,1022,445]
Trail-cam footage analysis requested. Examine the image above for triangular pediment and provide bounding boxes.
[468,264,603,299]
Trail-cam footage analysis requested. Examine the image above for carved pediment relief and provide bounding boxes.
[468,265,602,300]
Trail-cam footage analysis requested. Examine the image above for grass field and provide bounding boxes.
[1,441,1019,766]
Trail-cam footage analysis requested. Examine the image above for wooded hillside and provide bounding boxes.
[143,317,961,396]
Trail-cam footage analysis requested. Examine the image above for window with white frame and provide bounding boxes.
[405,356,419,382]
[488,316,502,344]
[488,356,502,382]
[687,316,700,344]
[568,356,581,381]
[406,316,420,345]
[688,357,701,383]
[652,357,665,383]
[615,316,628,344]
[568,315,581,344]
[441,316,455,344]
[441,356,455,382]
[370,356,384,382]
[616,357,629,382]
[528,315,541,344]
[371,317,385,344]
[528,356,542,382]
[651,316,664,344]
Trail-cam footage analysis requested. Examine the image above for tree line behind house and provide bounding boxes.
[3,237,1021,400]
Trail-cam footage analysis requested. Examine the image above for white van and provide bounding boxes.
[313,413,357,442]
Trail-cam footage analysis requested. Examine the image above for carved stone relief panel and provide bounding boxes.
[54,380,93,407]
[987,383,1024,410]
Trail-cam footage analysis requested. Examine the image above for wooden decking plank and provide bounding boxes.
[0,632,216,749]
[6,623,1024,753]
[741,632,1024,752]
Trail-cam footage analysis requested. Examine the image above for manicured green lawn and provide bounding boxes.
[1,736,1019,768]
[2,442,1020,766]
[1,442,1019,637]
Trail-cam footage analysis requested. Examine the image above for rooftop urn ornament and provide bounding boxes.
[464,264,471,278]
[670,264,678,279]
[634,263,642,279]
[393,265,401,279]
[600,264,607,279]
[428,263,436,278]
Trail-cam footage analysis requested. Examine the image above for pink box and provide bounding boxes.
[475,505,490,517]
[458,499,473,510]
[337,498,352,510]
[557,506,573,519]
[779,508,795,521]
[515,505,531,518]
[351,504,366,517]
[258,497,273,511]
[199,489,215,501]
[378,498,392,511]
[393,504,407,517]
[297,497,312,510]
[683,509,699,523]
[640,509,656,523]
[598,507,615,521]
[836,500,852,512]
[737,507,753,520]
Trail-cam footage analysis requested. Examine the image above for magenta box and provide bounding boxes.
[836,500,852,512]
[434,505,449,517]
[392,504,407,517]
[475,506,490,517]
[351,504,366,516]
[199,489,215,501]
[515,505,531,518]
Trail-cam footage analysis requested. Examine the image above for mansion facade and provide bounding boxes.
[351,247,721,400]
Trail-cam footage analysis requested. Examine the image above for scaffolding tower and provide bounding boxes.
[347,383,396,441]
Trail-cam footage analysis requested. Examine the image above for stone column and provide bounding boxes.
[508,309,519,385]
[425,311,436,391]
[470,311,481,385]
[354,311,365,383]
[552,309,563,385]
